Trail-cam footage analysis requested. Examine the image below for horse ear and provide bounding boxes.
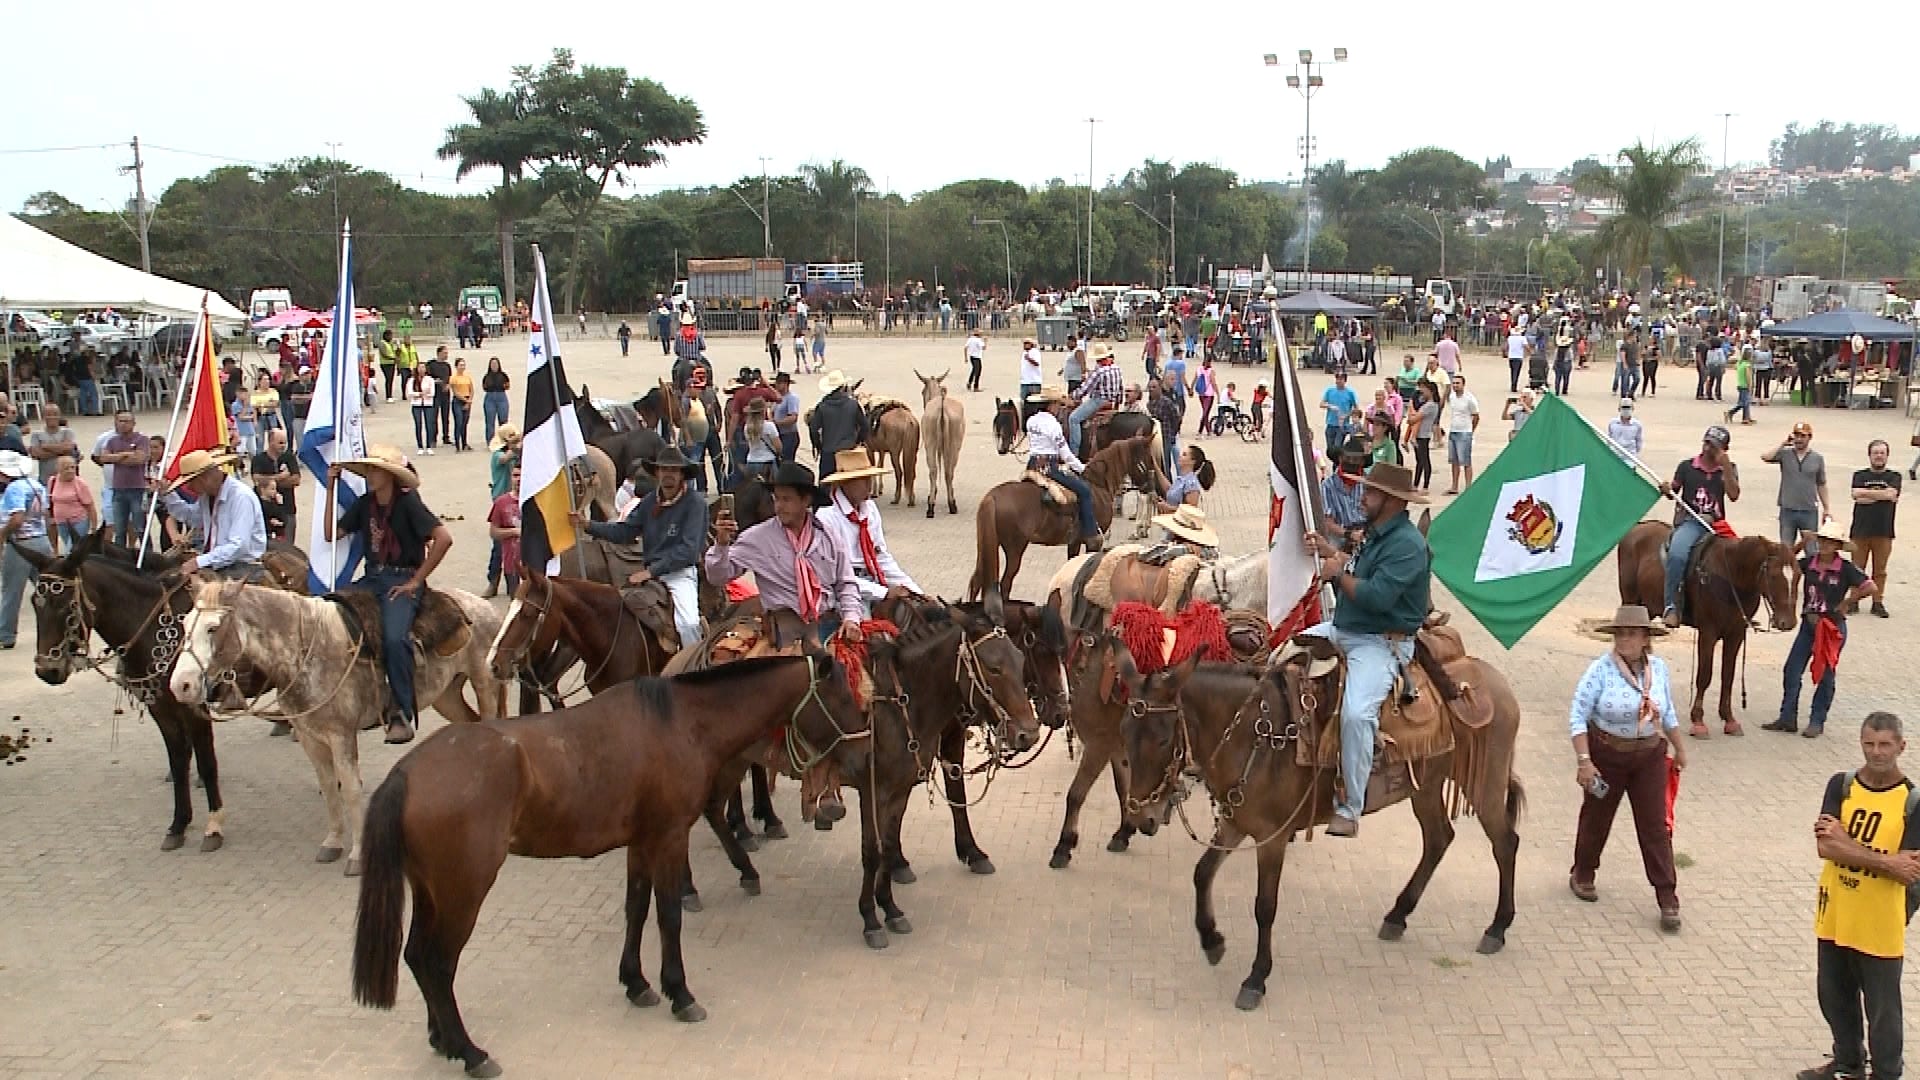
[11,539,54,573]
[913,369,927,384]
[937,369,949,383]
[1418,508,1432,537]
[982,584,1006,627]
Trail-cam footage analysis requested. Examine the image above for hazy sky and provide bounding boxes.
[5,0,1912,216]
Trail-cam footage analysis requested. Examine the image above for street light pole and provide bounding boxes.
[1169,192,1177,288]
[972,216,1013,299]
[757,156,771,259]
[1086,118,1099,287]
[1266,48,1346,279]
[1715,112,1733,297]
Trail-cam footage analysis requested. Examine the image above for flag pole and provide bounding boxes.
[1563,396,1714,531]
[531,244,586,577]
[1271,312,1335,616]
[135,296,206,566]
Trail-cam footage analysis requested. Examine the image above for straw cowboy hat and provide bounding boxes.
[488,423,521,452]
[338,445,420,489]
[1595,604,1670,637]
[1814,518,1852,548]
[1151,504,1220,547]
[0,450,33,479]
[818,370,848,394]
[1026,383,1072,406]
[678,310,697,326]
[1359,461,1429,504]
[821,447,886,485]
[1088,342,1116,363]
[163,449,238,494]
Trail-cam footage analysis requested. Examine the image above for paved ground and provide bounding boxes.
[4,324,1918,1079]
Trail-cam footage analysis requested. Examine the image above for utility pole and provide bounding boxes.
[1841,197,1853,280]
[123,135,151,272]
[1715,112,1734,298]
[1087,118,1099,287]
[1168,192,1177,288]
[324,141,345,234]
[1268,48,1347,279]
[757,156,771,259]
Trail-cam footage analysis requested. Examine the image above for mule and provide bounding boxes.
[350,655,872,1078]
[1111,636,1526,1011]
[866,401,919,505]
[916,369,964,518]
[1616,521,1794,732]
[967,434,1158,600]
[167,580,507,874]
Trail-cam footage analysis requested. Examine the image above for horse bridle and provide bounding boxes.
[781,654,870,775]
[34,569,194,700]
[503,578,645,704]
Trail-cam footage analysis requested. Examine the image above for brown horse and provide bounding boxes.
[1616,520,1795,732]
[1110,636,1526,1011]
[866,402,919,505]
[350,655,870,1078]
[967,433,1158,600]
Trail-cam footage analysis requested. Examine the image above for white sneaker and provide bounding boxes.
[422,447,434,456]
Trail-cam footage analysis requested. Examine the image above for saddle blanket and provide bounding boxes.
[325,588,471,666]
[1022,470,1076,508]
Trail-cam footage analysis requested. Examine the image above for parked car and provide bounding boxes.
[145,322,201,358]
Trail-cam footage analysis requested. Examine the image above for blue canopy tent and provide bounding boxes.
[1762,309,1919,410]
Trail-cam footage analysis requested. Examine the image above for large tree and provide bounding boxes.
[1573,139,1709,292]
[799,159,874,261]
[438,83,560,306]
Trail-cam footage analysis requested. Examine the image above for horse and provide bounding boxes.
[167,580,507,875]
[916,369,964,518]
[865,401,920,505]
[967,434,1158,601]
[18,533,229,851]
[350,655,871,1078]
[573,393,665,493]
[1616,521,1795,732]
[992,398,1023,455]
[1109,637,1526,1011]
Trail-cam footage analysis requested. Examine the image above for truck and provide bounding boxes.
[788,262,865,299]
[457,285,504,328]
[1770,275,1821,320]
[248,287,293,322]
[671,258,798,311]
[1423,279,1457,317]
[1213,267,1417,306]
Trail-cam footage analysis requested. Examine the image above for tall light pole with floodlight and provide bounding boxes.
[1264,47,1346,278]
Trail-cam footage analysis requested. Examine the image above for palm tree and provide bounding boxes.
[799,160,873,260]
[439,86,554,307]
[1573,139,1709,292]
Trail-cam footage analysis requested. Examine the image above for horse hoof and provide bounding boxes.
[200,833,224,853]
[1203,942,1226,966]
[680,892,703,914]
[760,822,788,840]
[1233,986,1265,1012]
[466,1058,503,1079]
[1048,851,1072,870]
[741,878,761,897]
[863,929,890,950]
[885,915,913,935]
[160,833,186,852]
[889,864,917,885]
[735,832,761,853]
[1106,835,1130,853]
[345,858,364,878]
[316,845,343,864]
[1378,921,1406,942]
[947,503,957,516]
[627,986,662,1008]
[925,504,935,519]
[1476,934,1506,956]
[673,1002,707,1024]
[967,857,996,876]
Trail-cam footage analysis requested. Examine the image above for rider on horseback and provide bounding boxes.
[1067,343,1125,454]
[1301,461,1432,838]
[157,449,267,581]
[324,445,452,744]
[1658,425,1741,628]
[1025,385,1101,547]
[816,448,923,615]
[574,446,706,649]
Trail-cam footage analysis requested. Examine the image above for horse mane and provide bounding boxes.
[662,653,814,688]
[79,550,173,596]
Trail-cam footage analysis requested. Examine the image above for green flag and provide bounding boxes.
[1429,394,1659,648]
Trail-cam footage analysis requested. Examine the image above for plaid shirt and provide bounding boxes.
[1076,361,1124,406]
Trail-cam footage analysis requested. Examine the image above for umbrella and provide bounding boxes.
[252,307,326,330]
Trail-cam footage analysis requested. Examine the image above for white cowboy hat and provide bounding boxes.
[678,311,697,326]
[1815,519,1852,547]
[0,450,32,479]
[488,423,521,452]
[1088,342,1116,363]
[163,449,238,494]
[337,444,420,489]
[1151,505,1220,547]
[821,447,886,485]
[1026,383,1072,406]
[818,370,847,394]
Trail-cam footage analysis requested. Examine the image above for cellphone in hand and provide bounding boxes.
[1587,773,1610,800]
[718,493,735,517]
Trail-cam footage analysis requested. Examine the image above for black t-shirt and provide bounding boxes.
[1672,458,1729,526]
[260,496,292,541]
[251,449,299,514]
[1800,554,1868,620]
[426,359,453,397]
[482,370,509,393]
[1850,468,1901,540]
[282,377,312,419]
[337,487,439,569]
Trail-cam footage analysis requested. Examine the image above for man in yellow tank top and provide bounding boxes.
[1802,712,1920,1080]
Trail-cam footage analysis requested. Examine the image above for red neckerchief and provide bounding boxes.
[839,492,886,583]
[785,518,822,622]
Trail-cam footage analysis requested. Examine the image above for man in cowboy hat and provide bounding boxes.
[1067,342,1126,455]
[0,449,49,649]
[808,370,868,472]
[574,446,706,648]
[1766,519,1876,739]
[670,310,707,389]
[1025,384,1101,546]
[324,445,452,744]
[816,447,922,615]
[1301,461,1432,837]
[1658,424,1742,628]
[705,461,864,825]
[156,449,267,581]
[1151,504,1219,556]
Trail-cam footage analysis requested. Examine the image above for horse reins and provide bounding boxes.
[502,578,635,705]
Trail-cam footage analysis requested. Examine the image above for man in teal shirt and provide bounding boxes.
[1302,461,1432,837]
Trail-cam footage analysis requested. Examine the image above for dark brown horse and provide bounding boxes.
[351,655,870,1078]
[1616,521,1795,732]
[1047,619,1148,868]
[967,433,1158,600]
[1110,636,1526,1011]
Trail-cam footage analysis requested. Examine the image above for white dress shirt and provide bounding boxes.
[1024,410,1084,471]
[162,472,267,570]
[816,490,921,602]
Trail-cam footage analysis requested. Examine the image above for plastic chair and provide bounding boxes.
[12,385,44,419]
[100,383,130,414]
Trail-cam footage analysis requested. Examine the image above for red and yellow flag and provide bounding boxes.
[162,308,230,481]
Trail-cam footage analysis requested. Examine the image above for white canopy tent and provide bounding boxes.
[0,213,247,323]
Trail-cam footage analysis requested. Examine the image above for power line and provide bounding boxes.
[0,143,122,155]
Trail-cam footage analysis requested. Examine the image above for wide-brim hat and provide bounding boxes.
[821,447,886,484]
[768,461,817,494]
[337,445,420,489]
[1089,342,1116,363]
[488,423,521,451]
[1596,604,1670,637]
[679,311,697,326]
[1815,519,1852,547]
[818,370,847,394]
[0,450,33,479]
[1026,383,1072,406]
[163,449,238,494]
[644,445,692,474]
[1151,505,1220,547]
[1359,461,1429,504]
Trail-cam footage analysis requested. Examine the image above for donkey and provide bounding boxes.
[915,369,965,518]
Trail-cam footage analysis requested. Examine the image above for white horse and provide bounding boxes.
[168,580,506,875]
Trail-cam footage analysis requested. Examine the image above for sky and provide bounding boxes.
[4,0,1914,217]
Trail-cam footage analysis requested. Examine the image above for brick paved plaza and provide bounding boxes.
[2,326,1915,1079]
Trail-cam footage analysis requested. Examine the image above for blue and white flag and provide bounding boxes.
[299,221,368,592]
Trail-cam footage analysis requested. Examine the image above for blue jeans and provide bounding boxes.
[412,406,436,450]
[1780,616,1845,729]
[344,567,422,722]
[1305,620,1415,822]
[483,391,510,442]
[1780,506,1819,548]
[107,487,143,546]
[1663,518,1709,614]
[451,397,472,450]
[56,521,90,552]
[1728,387,1751,423]
[1067,396,1103,453]
[487,538,503,588]
[1161,428,1178,478]
[0,535,50,646]
[1042,464,1097,539]
[77,379,101,415]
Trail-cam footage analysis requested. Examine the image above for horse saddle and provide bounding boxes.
[571,536,651,590]
[1656,532,1717,627]
[1280,627,1488,784]
[1084,545,1204,617]
[661,601,808,676]
[1022,470,1076,509]
[618,578,683,652]
[325,587,472,667]
[1081,405,1117,451]
[864,398,911,430]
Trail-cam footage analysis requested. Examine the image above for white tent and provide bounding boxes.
[0,213,248,323]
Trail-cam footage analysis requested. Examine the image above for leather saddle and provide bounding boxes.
[1656,531,1717,627]
[1080,405,1117,452]
[617,578,683,652]
[325,587,472,668]
[1022,470,1077,509]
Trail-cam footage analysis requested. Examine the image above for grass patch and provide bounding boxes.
[1431,955,1467,970]
[1675,852,1696,869]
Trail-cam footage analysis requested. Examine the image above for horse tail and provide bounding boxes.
[1504,774,1526,825]
[969,493,999,601]
[352,767,410,1010]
